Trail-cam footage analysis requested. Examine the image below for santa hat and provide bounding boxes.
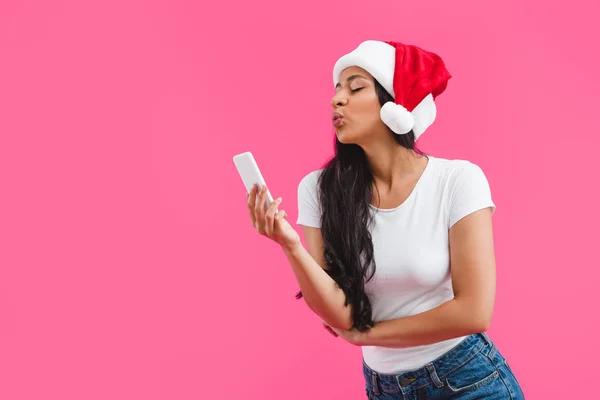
[332,40,451,140]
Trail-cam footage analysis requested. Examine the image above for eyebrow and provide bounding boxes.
[335,74,368,89]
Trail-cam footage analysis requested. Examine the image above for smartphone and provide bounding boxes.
[233,151,277,212]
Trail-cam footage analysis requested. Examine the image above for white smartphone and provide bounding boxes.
[233,151,278,212]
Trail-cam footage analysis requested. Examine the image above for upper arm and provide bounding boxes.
[296,170,327,270]
[447,161,497,329]
[449,208,496,329]
[300,225,329,270]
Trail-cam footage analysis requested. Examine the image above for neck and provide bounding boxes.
[361,140,426,190]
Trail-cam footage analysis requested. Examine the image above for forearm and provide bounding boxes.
[283,243,352,330]
[361,299,490,348]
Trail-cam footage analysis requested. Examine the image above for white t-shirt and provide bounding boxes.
[295,155,496,374]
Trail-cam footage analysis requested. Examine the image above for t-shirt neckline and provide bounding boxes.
[369,155,435,213]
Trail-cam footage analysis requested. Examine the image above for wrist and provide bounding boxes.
[281,241,303,255]
[353,323,378,346]
[355,327,372,346]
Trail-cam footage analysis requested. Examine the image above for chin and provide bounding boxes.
[337,135,351,144]
[335,129,353,144]
[336,132,360,145]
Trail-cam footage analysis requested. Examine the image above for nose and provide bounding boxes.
[331,92,347,109]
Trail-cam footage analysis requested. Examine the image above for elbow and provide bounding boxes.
[337,305,354,330]
[328,318,353,331]
[338,316,354,331]
[458,297,493,334]
[304,300,353,330]
[468,311,493,333]
[322,311,353,331]
[472,318,491,333]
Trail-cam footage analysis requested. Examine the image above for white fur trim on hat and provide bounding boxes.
[411,94,436,140]
[333,40,395,98]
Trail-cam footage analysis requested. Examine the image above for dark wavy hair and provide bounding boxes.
[295,78,427,332]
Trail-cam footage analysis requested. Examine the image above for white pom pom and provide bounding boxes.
[380,102,415,135]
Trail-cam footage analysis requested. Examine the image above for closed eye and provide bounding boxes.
[351,87,364,93]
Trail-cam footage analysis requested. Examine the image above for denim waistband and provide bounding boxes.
[363,332,496,395]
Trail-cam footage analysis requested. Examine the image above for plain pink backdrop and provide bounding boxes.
[1,0,599,399]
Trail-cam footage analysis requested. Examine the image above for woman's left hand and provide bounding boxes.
[322,320,366,346]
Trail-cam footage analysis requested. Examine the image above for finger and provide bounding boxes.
[265,197,283,236]
[254,184,268,234]
[274,209,287,221]
[247,184,257,226]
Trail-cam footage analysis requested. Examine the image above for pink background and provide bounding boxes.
[1,0,598,399]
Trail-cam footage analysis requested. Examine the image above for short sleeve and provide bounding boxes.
[447,161,496,228]
[296,170,322,228]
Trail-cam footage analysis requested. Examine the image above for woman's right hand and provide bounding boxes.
[247,183,301,251]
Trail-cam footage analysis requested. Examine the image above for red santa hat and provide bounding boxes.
[332,40,451,140]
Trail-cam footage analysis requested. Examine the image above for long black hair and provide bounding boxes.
[295,78,427,332]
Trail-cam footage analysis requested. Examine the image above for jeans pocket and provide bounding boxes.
[442,352,500,394]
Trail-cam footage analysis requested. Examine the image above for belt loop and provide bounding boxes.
[480,332,493,346]
[425,363,444,388]
[480,332,497,358]
[371,371,381,396]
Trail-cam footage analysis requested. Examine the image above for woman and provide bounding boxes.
[246,40,524,399]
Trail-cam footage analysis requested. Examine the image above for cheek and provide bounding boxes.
[357,97,382,125]
[356,108,382,131]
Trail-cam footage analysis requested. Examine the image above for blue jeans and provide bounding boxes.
[363,333,524,399]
